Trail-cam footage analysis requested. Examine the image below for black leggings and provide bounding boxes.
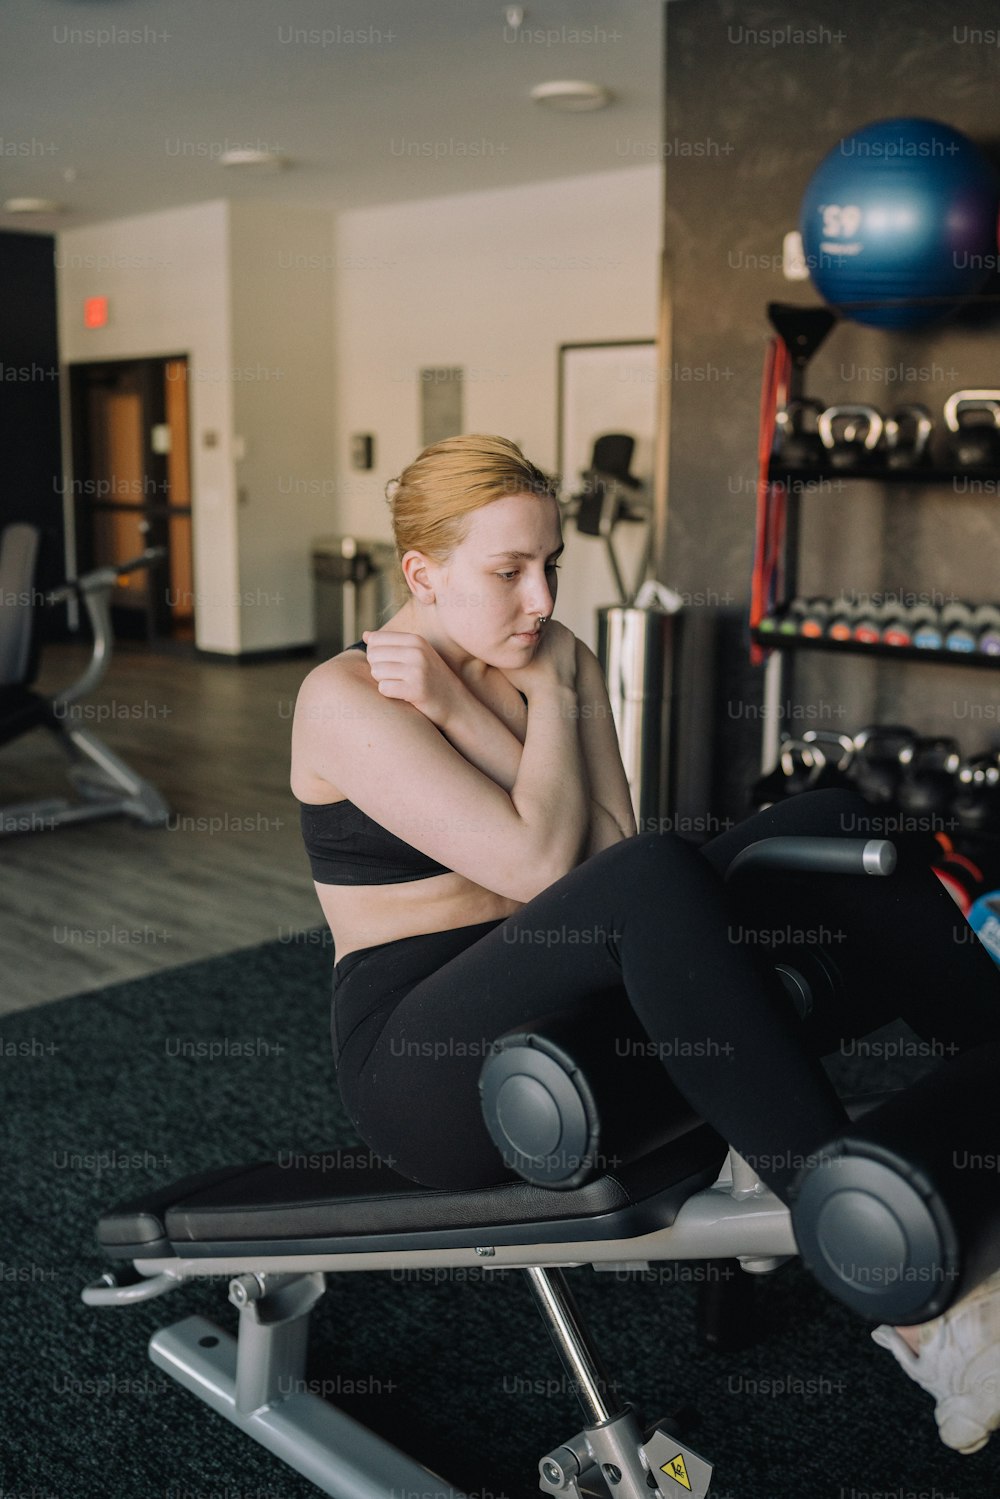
[331,790,1000,1202]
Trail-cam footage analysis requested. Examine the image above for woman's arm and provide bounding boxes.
[439,645,636,850]
[573,639,638,840]
[359,623,636,862]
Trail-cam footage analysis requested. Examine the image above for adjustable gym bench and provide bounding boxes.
[83,838,1000,1497]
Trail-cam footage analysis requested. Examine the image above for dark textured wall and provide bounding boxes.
[661,0,1000,826]
[0,231,64,602]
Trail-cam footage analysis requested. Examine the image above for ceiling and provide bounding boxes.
[0,0,664,235]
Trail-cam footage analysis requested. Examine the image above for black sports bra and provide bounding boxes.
[299,642,449,885]
[298,640,526,887]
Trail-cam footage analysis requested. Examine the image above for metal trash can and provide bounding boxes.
[597,597,682,831]
[312,535,399,658]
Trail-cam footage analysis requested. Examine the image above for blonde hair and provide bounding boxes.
[387,433,557,570]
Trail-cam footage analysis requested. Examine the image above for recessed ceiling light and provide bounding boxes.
[218,149,287,171]
[530,80,613,112]
[3,197,63,214]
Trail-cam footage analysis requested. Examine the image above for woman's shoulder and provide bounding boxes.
[290,648,381,796]
[298,644,371,700]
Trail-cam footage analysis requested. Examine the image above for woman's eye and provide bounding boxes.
[495,563,561,582]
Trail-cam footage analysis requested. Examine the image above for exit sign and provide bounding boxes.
[84,296,109,329]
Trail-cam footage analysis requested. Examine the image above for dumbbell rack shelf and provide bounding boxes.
[755,302,1000,773]
[751,629,1000,672]
[769,463,1000,486]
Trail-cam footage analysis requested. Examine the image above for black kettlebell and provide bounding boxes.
[750,738,826,809]
[773,399,826,470]
[818,405,884,471]
[896,735,961,817]
[801,730,856,789]
[943,390,1000,469]
[883,404,933,471]
[952,752,1000,834]
[849,724,917,806]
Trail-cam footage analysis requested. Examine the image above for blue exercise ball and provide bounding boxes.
[800,117,1000,328]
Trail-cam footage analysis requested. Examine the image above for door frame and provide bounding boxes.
[68,354,191,642]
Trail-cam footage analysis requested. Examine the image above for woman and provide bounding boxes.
[290,433,1000,1455]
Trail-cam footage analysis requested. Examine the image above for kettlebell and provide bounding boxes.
[943,390,1000,470]
[818,405,884,471]
[883,404,933,471]
[773,399,826,470]
[801,730,856,789]
[750,738,827,809]
[896,735,961,817]
[849,724,917,805]
[952,752,1000,834]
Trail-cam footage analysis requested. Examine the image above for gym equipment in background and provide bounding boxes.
[564,434,681,826]
[564,433,653,609]
[943,390,1000,469]
[772,397,827,470]
[82,834,1000,1498]
[0,523,170,838]
[883,405,934,470]
[755,593,1000,659]
[311,535,398,660]
[800,116,1000,329]
[817,404,884,470]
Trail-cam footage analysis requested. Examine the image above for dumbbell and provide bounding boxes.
[826,597,858,642]
[910,605,944,650]
[849,724,917,805]
[773,399,826,469]
[896,735,961,816]
[851,599,885,645]
[880,602,914,647]
[943,390,1000,469]
[941,602,977,653]
[797,598,831,639]
[972,604,1000,656]
[775,598,826,637]
[883,405,934,471]
[818,405,884,471]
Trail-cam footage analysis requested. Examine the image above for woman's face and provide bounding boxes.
[427,491,564,665]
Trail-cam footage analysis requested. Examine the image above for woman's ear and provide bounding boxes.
[400,549,435,604]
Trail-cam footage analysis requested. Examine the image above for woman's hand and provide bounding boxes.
[361,629,462,728]
[498,618,578,699]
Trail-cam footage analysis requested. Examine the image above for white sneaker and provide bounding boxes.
[871,1269,1000,1455]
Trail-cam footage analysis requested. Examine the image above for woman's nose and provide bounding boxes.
[524,575,555,617]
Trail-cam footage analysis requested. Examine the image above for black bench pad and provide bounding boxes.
[98,1125,728,1260]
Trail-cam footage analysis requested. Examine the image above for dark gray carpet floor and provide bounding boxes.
[1,935,996,1498]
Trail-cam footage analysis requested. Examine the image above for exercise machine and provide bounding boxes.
[83,835,1000,1497]
[563,432,653,608]
[0,522,170,837]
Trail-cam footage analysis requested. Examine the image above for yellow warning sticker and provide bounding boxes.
[660,1452,692,1491]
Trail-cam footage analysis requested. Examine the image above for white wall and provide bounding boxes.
[57,201,239,652]
[55,166,661,654]
[330,164,662,648]
[229,201,336,651]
